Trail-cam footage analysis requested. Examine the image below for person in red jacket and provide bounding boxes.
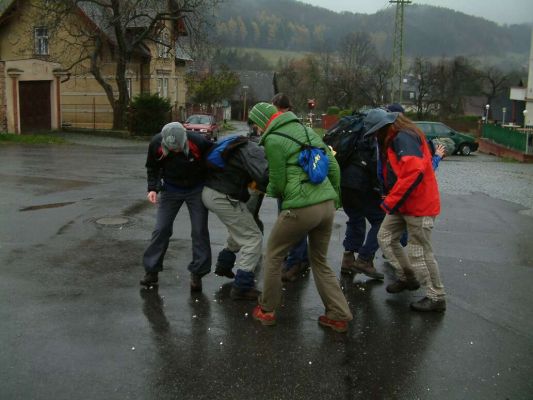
[363,108,446,312]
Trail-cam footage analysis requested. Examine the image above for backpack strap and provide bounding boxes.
[268,131,305,148]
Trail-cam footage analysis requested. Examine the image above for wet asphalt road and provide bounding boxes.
[1,126,532,399]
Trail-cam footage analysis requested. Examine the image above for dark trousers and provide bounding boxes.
[343,203,385,261]
[143,188,211,277]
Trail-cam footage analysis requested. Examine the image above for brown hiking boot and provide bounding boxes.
[386,278,420,293]
[340,251,355,274]
[281,261,310,282]
[410,297,446,312]
[352,258,384,280]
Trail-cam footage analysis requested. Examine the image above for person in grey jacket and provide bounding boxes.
[202,135,269,300]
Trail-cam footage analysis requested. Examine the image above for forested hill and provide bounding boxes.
[212,0,531,57]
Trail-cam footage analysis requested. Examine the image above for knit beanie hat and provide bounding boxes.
[160,122,189,158]
[249,102,277,130]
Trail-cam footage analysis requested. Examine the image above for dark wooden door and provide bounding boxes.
[19,81,52,133]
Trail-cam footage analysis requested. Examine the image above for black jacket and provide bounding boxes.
[145,132,213,192]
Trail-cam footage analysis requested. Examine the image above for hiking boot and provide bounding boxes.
[215,248,236,278]
[252,305,276,326]
[282,261,310,282]
[410,297,446,312]
[190,274,202,292]
[352,258,384,280]
[341,251,355,274]
[230,287,261,300]
[318,315,348,333]
[214,267,235,279]
[140,272,158,287]
[386,278,420,293]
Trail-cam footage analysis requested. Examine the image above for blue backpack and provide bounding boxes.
[270,126,329,184]
[206,135,249,170]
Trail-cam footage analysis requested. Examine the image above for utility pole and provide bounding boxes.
[390,0,411,103]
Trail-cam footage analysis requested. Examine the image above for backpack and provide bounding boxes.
[323,112,367,168]
[269,125,329,185]
[206,135,249,170]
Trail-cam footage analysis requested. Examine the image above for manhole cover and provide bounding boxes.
[95,216,132,226]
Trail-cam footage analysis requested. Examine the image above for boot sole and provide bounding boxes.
[253,315,276,326]
[318,320,348,333]
[215,270,235,279]
[410,303,446,312]
[140,281,159,287]
[352,267,384,280]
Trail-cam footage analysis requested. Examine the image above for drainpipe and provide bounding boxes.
[7,68,23,134]
[53,69,70,130]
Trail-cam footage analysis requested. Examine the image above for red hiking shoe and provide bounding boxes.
[318,315,348,333]
[252,305,276,326]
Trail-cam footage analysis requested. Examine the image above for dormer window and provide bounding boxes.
[34,27,49,55]
[157,32,170,59]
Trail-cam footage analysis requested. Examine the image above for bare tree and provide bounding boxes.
[336,32,376,108]
[357,58,392,107]
[411,57,438,119]
[431,56,480,119]
[29,0,218,129]
[480,66,509,119]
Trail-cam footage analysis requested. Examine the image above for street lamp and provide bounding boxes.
[523,109,528,128]
[502,107,506,125]
[485,104,490,124]
[242,85,249,122]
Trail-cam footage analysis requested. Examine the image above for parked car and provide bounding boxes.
[414,121,479,155]
[183,114,220,140]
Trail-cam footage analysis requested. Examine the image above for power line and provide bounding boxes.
[390,0,411,103]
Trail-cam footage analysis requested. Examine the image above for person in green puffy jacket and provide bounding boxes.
[248,102,353,333]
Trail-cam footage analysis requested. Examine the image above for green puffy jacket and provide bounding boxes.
[259,112,341,210]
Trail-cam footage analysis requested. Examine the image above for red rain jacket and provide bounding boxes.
[381,130,440,216]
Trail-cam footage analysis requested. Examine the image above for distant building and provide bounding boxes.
[230,71,275,121]
[509,28,533,127]
[0,0,192,133]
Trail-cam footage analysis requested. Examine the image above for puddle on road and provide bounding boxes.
[20,201,76,211]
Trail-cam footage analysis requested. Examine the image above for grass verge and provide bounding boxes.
[0,133,67,145]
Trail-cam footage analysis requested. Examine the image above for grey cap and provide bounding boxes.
[363,108,399,137]
[160,122,188,157]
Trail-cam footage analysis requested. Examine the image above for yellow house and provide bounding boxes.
[0,0,192,133]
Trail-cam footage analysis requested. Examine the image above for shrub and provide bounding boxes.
[326,106,340,115]
[129,94,172,136]
[339,109,352,118]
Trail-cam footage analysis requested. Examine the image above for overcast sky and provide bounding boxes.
[301,0,533,25]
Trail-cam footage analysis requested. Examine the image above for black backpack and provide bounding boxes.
[323,112,366,168]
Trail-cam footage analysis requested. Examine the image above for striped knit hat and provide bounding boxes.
[249,102,277,130]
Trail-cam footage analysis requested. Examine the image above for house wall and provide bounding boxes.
[0,1,190,130]
[0,61,6,131]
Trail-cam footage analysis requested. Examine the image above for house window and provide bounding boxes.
[157,32,170,59]
[34,27,49,55]
[157,77,169,98]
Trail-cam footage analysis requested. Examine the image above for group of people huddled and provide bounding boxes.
[140,94,446,334]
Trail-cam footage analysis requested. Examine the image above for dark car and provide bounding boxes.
[183,114,220,140]
[414,121,479,155]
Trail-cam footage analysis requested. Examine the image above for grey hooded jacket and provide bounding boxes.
[205,139,269,202]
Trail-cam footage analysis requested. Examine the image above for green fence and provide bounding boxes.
[482,124,532,153]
